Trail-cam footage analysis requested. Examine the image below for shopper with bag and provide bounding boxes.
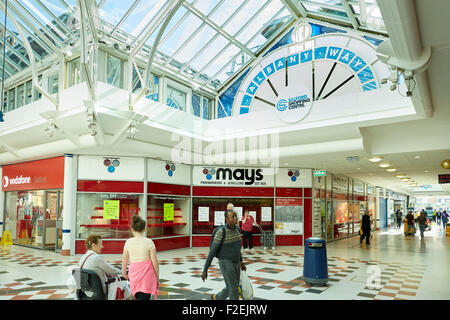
[202,210,247,300]
[122,216,159,300]
[78,234,124,296]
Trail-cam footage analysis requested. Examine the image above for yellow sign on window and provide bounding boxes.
[164,203,174,222]
[103,200,120,219]
[0,230,13,247]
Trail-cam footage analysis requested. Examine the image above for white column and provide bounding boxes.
[0,166,4,236]
[62,154,77,256]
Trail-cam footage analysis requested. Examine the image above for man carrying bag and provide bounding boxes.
[202,209,247,300]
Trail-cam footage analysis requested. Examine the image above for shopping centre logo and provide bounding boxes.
[165,162,176,177]
[2,175,31,188]
[276,99,288,112]
[103,158,120,173]
[287,169,300,182]
[202,167,264,185]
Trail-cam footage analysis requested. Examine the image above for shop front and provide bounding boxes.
[2,157,65,252]
[332,175,350,240]
[191,166,312,247]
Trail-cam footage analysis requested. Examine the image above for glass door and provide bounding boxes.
[56,191,64,252]
[326,200,333,241]
[43,191,59,251]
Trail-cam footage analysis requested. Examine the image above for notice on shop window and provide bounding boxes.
[103,200,120,219]
[234,207,243,221]
[164,203,174,222]
[261,207,272,221]
[198,207,210,222]
[214,211,225,226]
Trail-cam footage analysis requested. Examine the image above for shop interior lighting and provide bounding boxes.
[368,156,383,162]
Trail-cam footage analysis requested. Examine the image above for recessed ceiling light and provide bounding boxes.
[386,168,397,172]
[356,167,361,170]
[424,170,429,173]
[415,155,421,159]
[395,173,407,178]
[369,173,373,176]
[378,162,391,168]
[368,156,383,162]
[402,178,411,182]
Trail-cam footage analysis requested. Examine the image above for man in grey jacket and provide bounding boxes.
[202,210,246,300]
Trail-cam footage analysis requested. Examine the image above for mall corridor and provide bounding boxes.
[0,224,448,301]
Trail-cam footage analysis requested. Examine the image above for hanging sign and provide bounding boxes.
[103,200,120,219]
[164,203,174,222]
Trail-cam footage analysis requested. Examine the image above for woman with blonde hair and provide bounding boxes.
[122,215,159,300]
[78,234,122,294]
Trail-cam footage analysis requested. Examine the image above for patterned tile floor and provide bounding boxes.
[0,224,449,300]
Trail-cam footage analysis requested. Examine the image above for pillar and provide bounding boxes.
[62,154,77,256]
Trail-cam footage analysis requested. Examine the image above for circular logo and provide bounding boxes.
[276,99,288,112]
[3,176,8,188]
[275,85,313,123]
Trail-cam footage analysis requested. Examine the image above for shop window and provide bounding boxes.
[192,198,274,235]
[16,83,25,108]
[68,57,81,87]
[76,193,143,240]
[7,88,15,112]
[106,54,123,88]
[132,67,159,102]
[191,93,201,117]
[25,80,32,104]
[147,195,189,238]
[48,74,59,94]
[191,93,212,119]
[166,85,186,111]
[4,190,45,248]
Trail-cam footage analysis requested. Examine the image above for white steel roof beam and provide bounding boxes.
[192,0,271,80]
[110,0,141,36]
[340,0,359,30]
[182,1,256,59]
[35,0,76,37]
[2,40,31,67]
[280,0,307,19]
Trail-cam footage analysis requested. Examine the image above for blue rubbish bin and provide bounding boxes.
[303,237,328,286]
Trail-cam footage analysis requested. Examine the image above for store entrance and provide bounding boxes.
[43,191,63,252]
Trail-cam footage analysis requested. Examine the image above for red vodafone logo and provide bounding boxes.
[2,176,8,188]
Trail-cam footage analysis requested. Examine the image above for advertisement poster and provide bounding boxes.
[261,207,272,221]
[164,203,174,222]
[198,207,210,222]
[275,198,303,235]
[214,211,225,226]
[234,207,243,221]
[103,200,120,219]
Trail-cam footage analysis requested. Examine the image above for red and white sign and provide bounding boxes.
[276,198,303,206]
[2,157,65,191]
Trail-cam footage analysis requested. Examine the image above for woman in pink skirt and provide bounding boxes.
[122,216,159,300]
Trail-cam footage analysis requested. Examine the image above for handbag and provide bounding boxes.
[239,271,254,300]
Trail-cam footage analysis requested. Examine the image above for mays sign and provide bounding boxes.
[193,166,274,187]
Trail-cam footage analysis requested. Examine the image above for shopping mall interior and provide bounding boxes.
[0,0,449,302]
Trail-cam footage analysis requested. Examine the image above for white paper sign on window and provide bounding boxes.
[234,207,243,221]
[198,207,209,222]
[214,211,225,226]
[249,211,257,222]
[261,207,272,221]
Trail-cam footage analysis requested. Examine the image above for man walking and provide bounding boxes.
[395,210,403,229]
[360,210,371,246]
[417,210,427,240]
[202,210,246,300]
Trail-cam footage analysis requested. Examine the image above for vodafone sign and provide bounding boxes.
[2,157,64,191]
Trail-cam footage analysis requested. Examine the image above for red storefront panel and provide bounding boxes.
[2,156,64,191]
[76,236,190,254]
[275,235,303,246]
[148,182,190,195]
[303,188,312,197]
[193,186,274,197]
[303,198,312,240]
[276,188,302,197]
[77,180,144,193]
[275,198,303,206]
[333,192,348,200]
[192,235,263,248]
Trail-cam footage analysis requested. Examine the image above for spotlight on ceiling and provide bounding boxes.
[395,173,407,178]
[378,162,391,168]
[386,168,397,172]
[368,156,383,162]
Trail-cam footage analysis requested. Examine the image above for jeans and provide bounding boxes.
[419,224,426,238]
[216,259,240,300]
[396,219,402,229]
[242,231,253,249]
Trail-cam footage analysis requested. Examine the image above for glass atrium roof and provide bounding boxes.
[0,0,387,91]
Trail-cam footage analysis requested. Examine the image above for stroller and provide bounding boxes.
[257,226,275,250]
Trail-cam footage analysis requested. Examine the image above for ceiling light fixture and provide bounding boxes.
[415,155,421,159]
[385,168,397,172]
[368,156,383,162]
[395,173,407,178]
[378,162,391,168]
